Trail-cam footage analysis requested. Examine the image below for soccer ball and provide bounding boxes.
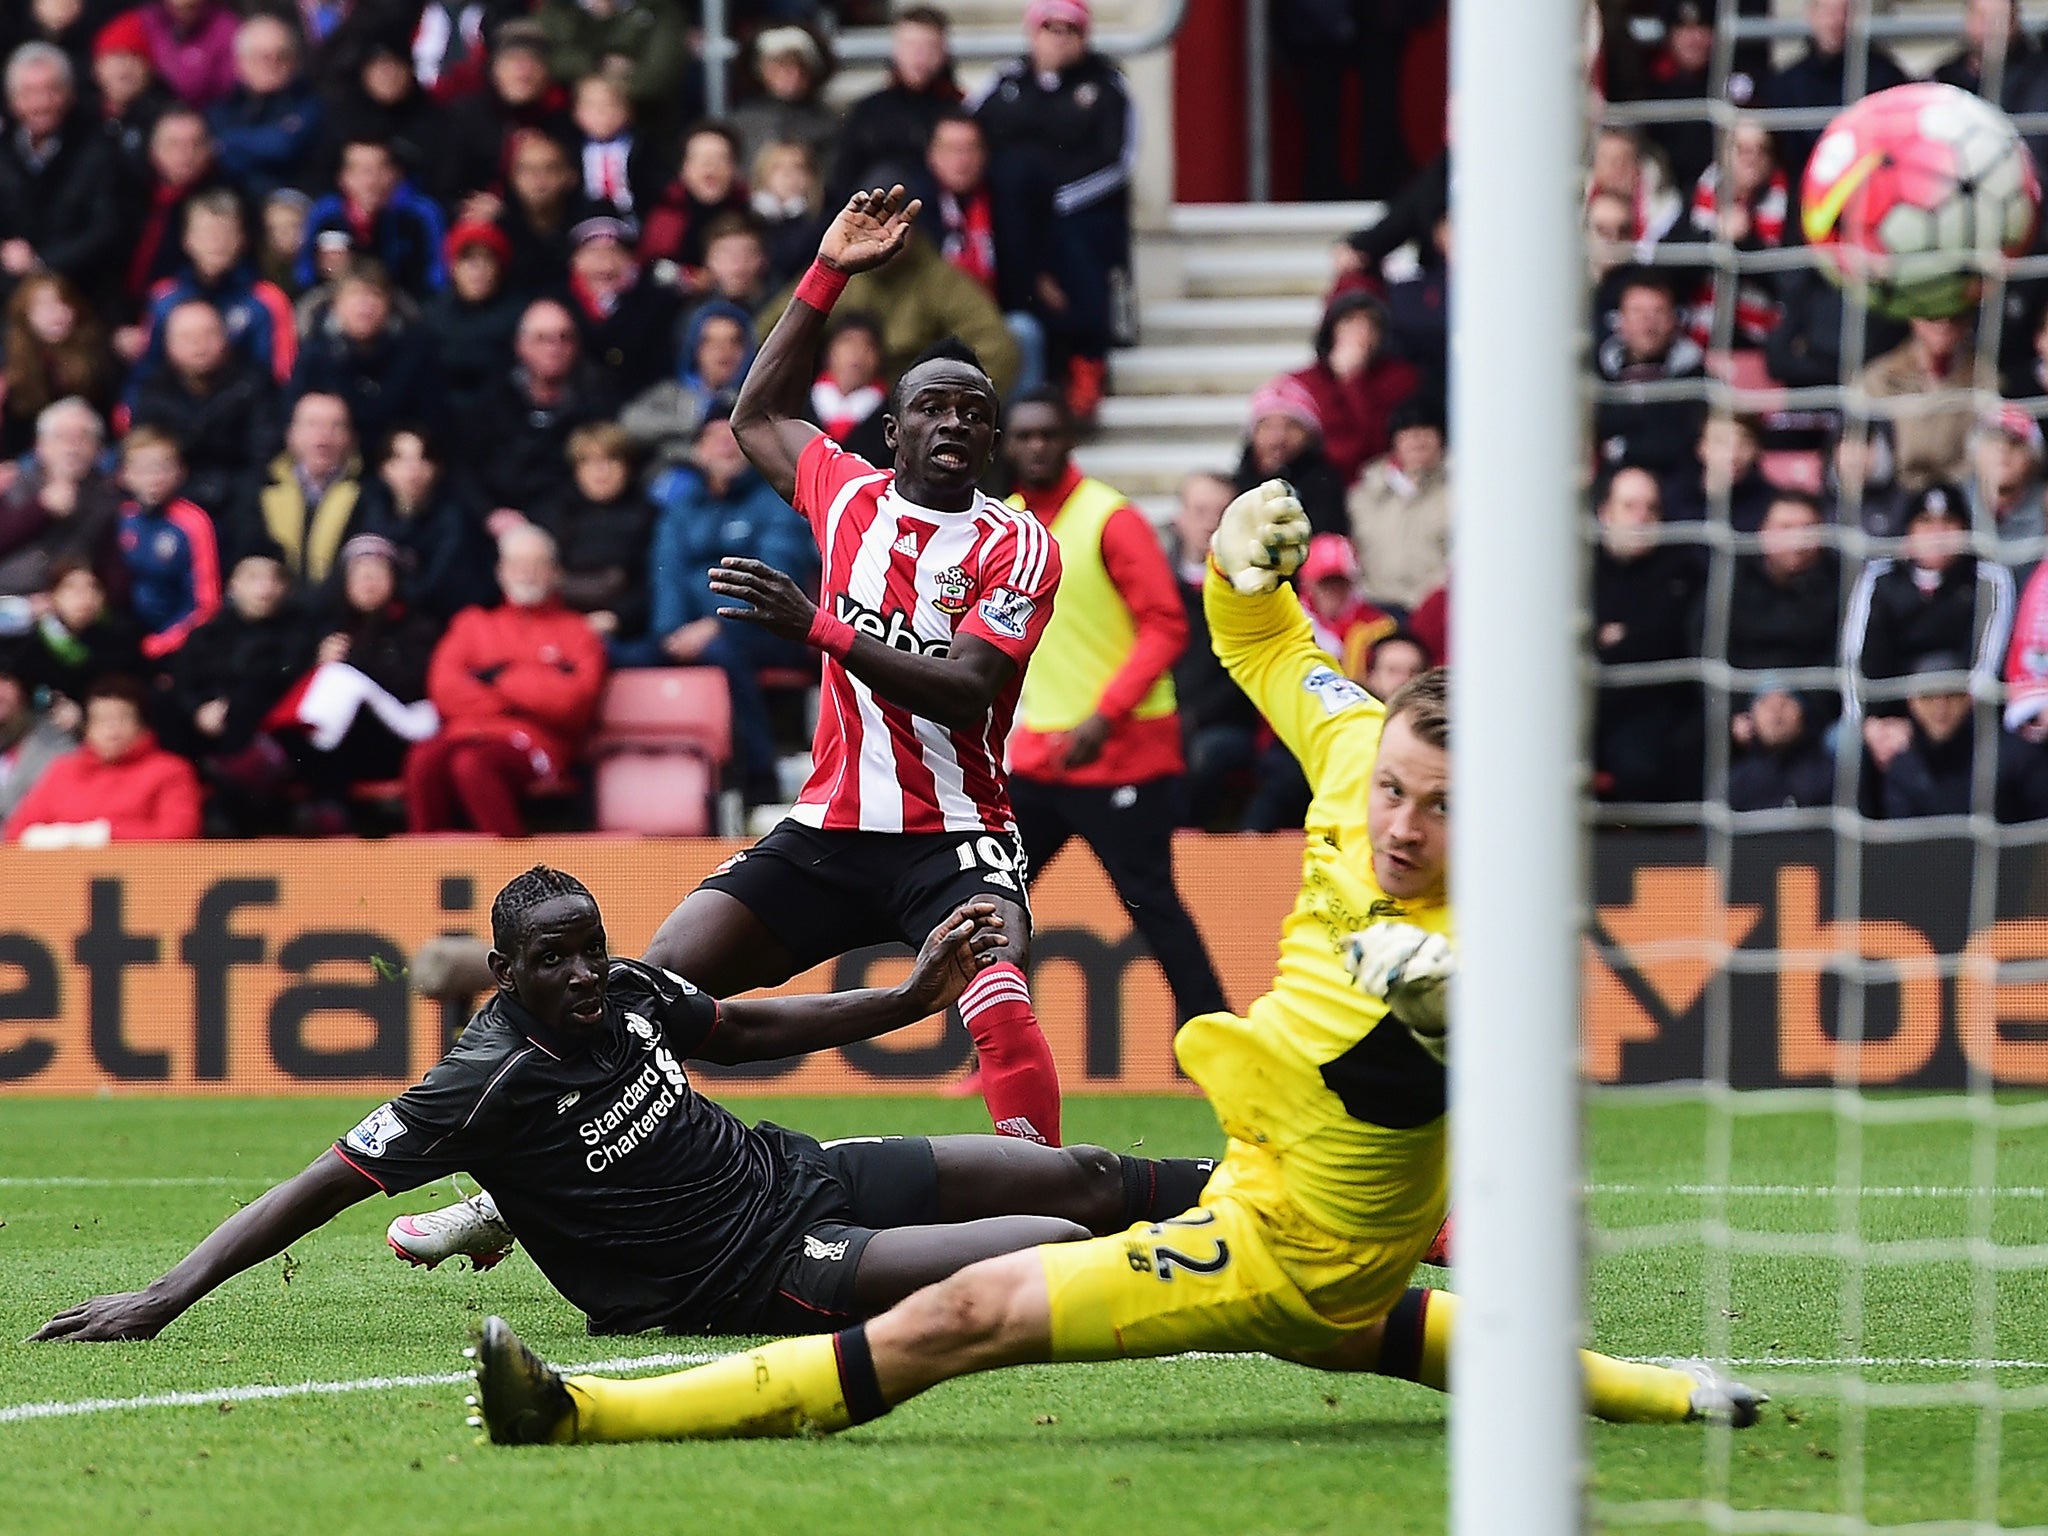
[1801,81,2041,319]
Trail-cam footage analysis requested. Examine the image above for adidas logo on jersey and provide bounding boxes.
[892,530,921,557]
[832,593,952,657]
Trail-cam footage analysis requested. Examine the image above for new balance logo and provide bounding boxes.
[892,530,921,557]
[555,1091,582,1115]
[803,1234,850,1261]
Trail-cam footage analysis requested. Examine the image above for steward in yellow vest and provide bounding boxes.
[1002,391,1227,1024]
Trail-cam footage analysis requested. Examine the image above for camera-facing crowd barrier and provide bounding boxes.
[5,830,2048,1094]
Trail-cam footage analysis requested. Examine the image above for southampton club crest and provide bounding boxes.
[932,564,974,616]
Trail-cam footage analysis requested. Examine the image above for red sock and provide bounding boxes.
[957,961,1061,1145]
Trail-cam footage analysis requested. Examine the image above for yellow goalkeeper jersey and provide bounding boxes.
[1176,565,1450,1243]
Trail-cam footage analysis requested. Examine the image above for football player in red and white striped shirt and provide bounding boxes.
[644,185,1068,1145]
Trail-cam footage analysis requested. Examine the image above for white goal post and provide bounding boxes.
[1448,2,1589,1533]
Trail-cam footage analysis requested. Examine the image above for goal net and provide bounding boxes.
[1571,3,2048,1531]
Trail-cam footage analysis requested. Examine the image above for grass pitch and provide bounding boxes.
[5,1092,2048,1534]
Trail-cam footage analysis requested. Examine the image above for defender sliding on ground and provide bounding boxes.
[33,874,1213,1344]
[469,482,1764,1444]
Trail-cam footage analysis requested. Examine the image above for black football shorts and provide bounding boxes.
[696,819,1032,973]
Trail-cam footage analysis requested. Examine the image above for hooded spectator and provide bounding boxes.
[0,398,124,600]
[422,219,521,412]
[1234,375,1345,537]
[4,675,202,844]
[343,424,494,623]
[732,26,837,172]
[831,6,961,206]
[1347,398,1449,611]
[1289,293,1419,487]
[130,299,282,519]
[405,522,606,835]
[620,299,756,471]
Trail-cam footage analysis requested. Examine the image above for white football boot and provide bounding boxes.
[1675,1359,1768,1427]
[388,1189,515,1271]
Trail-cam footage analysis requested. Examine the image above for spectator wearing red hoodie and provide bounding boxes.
[1288,292,1419,487]
[406,522,606,834]
[137,0,240,110]
[4,674,202,844]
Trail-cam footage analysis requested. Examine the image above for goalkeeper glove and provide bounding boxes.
[1346,923,1453,1064]
[1211,479,1312,594]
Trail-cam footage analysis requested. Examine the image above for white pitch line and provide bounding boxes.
[0,1349,719,1425]
[10,1348,2048,1429]
[1590,1184,2048,1199]
[0,1177,285,1188]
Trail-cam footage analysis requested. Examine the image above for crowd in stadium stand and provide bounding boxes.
[19,0,2048,844]
[0,0,1148,841]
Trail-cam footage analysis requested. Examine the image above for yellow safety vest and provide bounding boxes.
[1012,476,1178,734]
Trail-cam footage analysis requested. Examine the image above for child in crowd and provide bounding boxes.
[115,428,221,660]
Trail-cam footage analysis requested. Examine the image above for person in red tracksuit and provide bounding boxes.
[4,675,202,844]
[405,523,606,836]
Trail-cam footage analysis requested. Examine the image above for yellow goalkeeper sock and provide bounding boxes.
[564,1327,889,1443]
[1375,1288,1697,1424]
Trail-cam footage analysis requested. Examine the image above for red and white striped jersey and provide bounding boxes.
[789,435,1062,834]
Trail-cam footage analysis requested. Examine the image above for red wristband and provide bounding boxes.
[807,608,857,660]
[795,260,849,313]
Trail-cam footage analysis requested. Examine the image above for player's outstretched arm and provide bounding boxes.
[30,1150,377,1343]
[694,900,1005,1065]
[708,557,1021,732]
[732,185,922,503]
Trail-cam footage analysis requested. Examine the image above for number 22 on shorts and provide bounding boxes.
[1123,1209,1231,1282]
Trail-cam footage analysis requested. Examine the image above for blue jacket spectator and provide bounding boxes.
[297,138,448,297]
[637,413,816,806]
[206,15,324,200]
[127,256,298,407]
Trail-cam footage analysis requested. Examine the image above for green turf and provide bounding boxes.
[4,1092,2046,1534]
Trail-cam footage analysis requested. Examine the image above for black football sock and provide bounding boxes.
[1117,1154,1217,1225]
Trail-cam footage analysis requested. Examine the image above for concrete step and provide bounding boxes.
[1163,201,1383,241]
[1110,341,1310,395]
[1096,392,1248,435]
[1138,295,1323,342]
[1180,247,1335,299]
[1074,438,1238,497]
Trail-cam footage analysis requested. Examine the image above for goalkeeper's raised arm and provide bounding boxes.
[1204,479,1386,794]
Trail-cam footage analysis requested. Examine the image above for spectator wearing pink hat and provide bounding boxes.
[970,0,1136,427]
[1233,375,1345,537]
[1971,404,2047,582]
[136,0,240,110]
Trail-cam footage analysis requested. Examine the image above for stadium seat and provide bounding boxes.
[590,668,733,836]
[1724,348,1787,415]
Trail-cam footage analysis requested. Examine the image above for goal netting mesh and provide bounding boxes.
[1586,4,2048,1530]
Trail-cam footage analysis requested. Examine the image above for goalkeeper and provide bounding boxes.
[469,482,1764,1445]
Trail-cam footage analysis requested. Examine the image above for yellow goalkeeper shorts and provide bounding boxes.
[1039,1141,1435,1362]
